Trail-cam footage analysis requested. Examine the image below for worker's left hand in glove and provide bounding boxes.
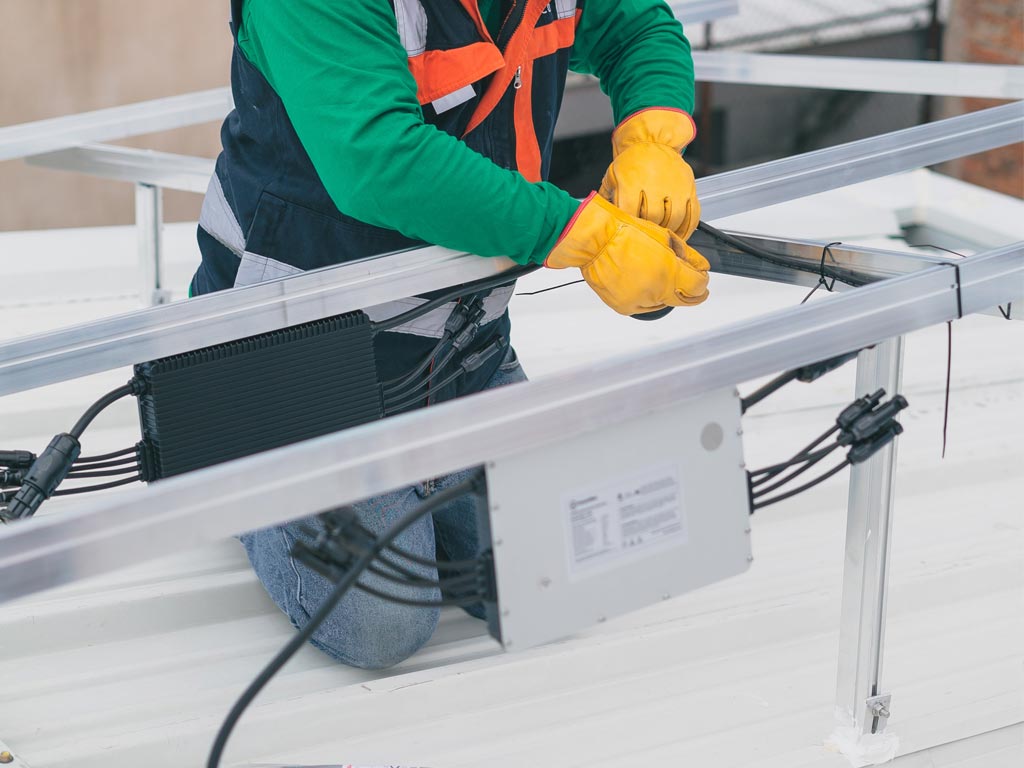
[598,107,700,239]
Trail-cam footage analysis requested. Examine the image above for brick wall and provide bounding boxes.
[941,0,1024,198]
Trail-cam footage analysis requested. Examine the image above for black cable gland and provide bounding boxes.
[2,433,81,520]
[848,422,904,464]
[0,450,37,470]
[836,389,886,432]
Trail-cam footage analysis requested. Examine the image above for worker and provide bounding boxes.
[191,0,708,668]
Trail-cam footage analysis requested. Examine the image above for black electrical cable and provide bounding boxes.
[65,465,141,480]
[75,446,137,463]
[385,366,467,414]
[73,456,138,471]
[751,443,841,497]
[207,471,485,768]
[371,266,537,333]
[382,333,453,392]
[697,221,866,287]
[51,475,141,495]
[741,369,800,414]
[69,382,138,439]
[384,342,461,398]
[749,430,839,482]
[750,444,837,480]
[752,460,850,510]
[324,531,483,591]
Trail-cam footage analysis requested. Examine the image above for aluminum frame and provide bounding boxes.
[0,242,1019,603]
[2,102,1020,397]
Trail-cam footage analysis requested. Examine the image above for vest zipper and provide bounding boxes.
[513,66,523,90]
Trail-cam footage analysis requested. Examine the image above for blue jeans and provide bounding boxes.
[240,345,527,669]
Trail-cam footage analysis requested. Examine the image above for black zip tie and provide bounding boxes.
[998,302,1012,320]
[800,242,841,304]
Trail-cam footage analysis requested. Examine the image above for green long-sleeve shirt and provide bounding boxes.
[237,0,694,265]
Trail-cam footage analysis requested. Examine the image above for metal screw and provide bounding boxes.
[502,609,510,617]
[747,555,755,562]
[662,593,671,600]
[0,751,13,764]
[495,538,503,547]
[736,427,744,436]
[871,701,891,718]
[739,461,746,469]
[744,527,751,534]
[539,577,551,589]
[597,615,607,623]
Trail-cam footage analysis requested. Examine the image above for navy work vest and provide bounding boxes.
[192,0,582,394]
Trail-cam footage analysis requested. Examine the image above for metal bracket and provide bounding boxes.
[865,693,893,734]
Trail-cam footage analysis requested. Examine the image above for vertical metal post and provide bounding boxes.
[134,182,171,306]
[834,336,904,746]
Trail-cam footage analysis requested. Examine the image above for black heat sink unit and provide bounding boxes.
[135,310,383,480]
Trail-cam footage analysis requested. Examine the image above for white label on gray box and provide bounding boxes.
[563,463,687,579]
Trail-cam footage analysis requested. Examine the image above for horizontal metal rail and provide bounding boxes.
[26,143,214,194]
[0,88,232,163]
[691,52,1024,99]
[0,242,1019,602]
[1,102,1020,396]
[698,101,1024,220]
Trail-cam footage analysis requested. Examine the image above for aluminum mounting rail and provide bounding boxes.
[0,242,1019,602]
[25,143,215,194]
[0,88,232,163]
[691,52,1024,99]
[1,101,1021,397]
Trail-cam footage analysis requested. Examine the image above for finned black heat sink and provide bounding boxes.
[135,311,382,480]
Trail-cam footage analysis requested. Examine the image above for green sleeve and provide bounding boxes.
[570,0,696,124]
[238,0,578,266]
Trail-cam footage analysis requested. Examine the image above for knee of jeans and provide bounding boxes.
[307,600,441,670]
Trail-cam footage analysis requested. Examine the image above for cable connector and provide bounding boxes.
[836,389,886,432]
[839,395,909,446]
[459,337,506,374]
[848,422,904,464]
[0,468,25,488]
[291,507,375,582]
[1,433,82,521]
[0,450,37,470]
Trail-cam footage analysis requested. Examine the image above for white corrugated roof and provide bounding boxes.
[0,171,1021,768]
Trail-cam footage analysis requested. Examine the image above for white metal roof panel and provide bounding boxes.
[0,172,1020,768]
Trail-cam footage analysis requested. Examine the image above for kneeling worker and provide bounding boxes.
[191,0,708,668]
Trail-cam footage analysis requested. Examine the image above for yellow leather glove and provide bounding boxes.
[599,108,701,240]
[545,193,710,316]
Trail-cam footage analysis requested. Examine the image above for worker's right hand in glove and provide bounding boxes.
[545,193,710,316]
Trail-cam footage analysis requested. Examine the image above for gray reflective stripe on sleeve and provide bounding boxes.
[234,252,304,287]
[394,0,428,56]
[432,85,476,115]
[364,284,515,338]
[553,0,577,19]
[199,173,246,256]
